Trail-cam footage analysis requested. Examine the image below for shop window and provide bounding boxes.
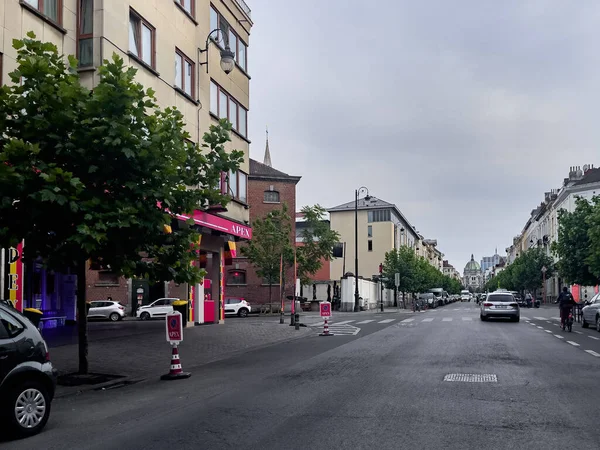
[227,270,246,285]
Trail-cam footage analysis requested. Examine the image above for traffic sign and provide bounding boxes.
[395,273,400,287]
[320,301,332,318]
[165,311,183,344]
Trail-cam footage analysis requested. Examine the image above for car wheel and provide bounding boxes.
[109,313,120,322]
[513,316,520,323]
[238,308,249,318]
[596,317,600,332]
[6,381,51,438]
[140,312,151,321]
[582,318,589,328]
[480,314,487,321]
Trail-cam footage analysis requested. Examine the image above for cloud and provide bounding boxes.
[247,0,600,269]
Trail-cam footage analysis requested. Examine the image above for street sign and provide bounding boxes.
[319,301,332,318]
[395,273,400,287]
[165,311,183,344]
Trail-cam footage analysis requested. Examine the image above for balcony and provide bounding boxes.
[233,0,251,18]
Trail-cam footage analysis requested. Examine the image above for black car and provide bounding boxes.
[0,300,57,437]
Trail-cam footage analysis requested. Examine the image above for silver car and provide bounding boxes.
[87,300,126,321]
[581,293,600,330]
[480,291,519,322]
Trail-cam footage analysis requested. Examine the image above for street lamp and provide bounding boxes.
[354,186,371,312]
[541,266,547,304]
[199,29,236,74]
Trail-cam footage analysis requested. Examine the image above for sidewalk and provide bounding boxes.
[50,318,311,397]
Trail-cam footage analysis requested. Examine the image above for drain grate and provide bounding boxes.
[444,373,497,383]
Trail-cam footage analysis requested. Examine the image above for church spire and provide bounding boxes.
[263,126,272,167]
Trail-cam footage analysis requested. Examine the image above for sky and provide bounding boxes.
[246,0,600,272]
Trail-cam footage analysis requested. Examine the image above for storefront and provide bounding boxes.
[173,209,252,325]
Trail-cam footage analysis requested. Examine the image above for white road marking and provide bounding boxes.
[378,319,395,324]
[401,318,415,323]
[534,317,546,320]
[545,330,552,333]
[453,308,460,311]
[536,326,544,329]
[546,321,552,324]
[574,331,584,335]
[422,318,434,322]
[588,336,600,341]
[333,320,355,325]
[356,320,374,324]
[442,317,453,322]
[462,317,472,321]
[567,341,580,347]
[585,350,600,357]
[554,335,564,339]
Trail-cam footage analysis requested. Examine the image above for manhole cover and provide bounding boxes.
[444,373,497,383]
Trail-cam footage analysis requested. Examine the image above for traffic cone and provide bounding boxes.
[319,317,334,336]
[160,344,191,380]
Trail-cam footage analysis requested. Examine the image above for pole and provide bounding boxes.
[279,253,284,324]
[0,248,5,298]
[380,279,384,312]
[354,189,360,312]
[342,242,346,276]
[542,270,546,305]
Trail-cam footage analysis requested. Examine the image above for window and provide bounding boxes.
[0,311,25,338]
[227,270,246,285]
[23,0,61,24]
[227,170,247,203]
[210,80,248,137]
[176,0,194,17]
[211,6,248,72]
[368,225,372,237]
[368,209,391,223]
[175,49,194,97]
[129,10,155,69]
[264,191,280,203]
[77,0,93,67]
[97,271,119,284]
[368,240,373,252]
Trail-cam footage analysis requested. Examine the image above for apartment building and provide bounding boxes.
[328,196,420,280]
[0,0,253,325]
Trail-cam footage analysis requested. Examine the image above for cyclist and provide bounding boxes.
[557,287,576,330]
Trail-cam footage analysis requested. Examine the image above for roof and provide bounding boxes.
[249,159,301,183]
[573,167,600,186]
[464,254,481,272]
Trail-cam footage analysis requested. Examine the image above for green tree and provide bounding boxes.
[492,249,554,296]
[0,34,242,373]
[552,196,599,286]
[382,246,418,306]
[295,205,341,286]
[242,205,293,311]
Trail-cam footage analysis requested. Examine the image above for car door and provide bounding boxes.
[0,309,29,379]
[87,301,103,319]
[0,311,18,381]
[584,295,600,323]
[154,299,171,317]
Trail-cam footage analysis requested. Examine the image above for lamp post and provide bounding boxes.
[354,186,370,312]
[199,29,236,74]
[541,266,547,305]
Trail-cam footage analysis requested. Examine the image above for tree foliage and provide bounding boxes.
[484,248,554,294]
[0,34,243,372]
[552,196,600,285]
[295,205,340,286]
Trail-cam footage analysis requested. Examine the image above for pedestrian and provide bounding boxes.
[107,296,113,301]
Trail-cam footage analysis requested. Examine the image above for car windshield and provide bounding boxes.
[487,294,514,303]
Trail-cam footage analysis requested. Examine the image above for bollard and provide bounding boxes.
[319,317,334,336]
[294,312,300,330]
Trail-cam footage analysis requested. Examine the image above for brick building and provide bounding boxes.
[226,136,301,307]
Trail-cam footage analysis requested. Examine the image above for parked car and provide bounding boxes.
[581,293,600,329]
[418,293,436,308]
[0,301,57,437]
[136,298,179,320]
[224,298,251,317]
[87,300,126,321]
[480,290,519,322]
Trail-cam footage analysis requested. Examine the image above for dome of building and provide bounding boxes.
[464,254,480,272]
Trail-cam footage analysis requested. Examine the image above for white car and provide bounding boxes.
[87,300,125,321]
[581,293,600,330]
[136,298,179,320]
[224,297,251,317]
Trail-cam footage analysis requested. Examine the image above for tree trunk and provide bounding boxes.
[268,283,272,315]
[393,288,397,307]
[77,257,89,374]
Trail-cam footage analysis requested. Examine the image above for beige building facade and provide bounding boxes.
[1,0,254,324]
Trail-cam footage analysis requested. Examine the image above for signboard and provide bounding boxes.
[320,301,332,318]
[7,242,24,312]
[395,273,400,288]
[165,311,183,344]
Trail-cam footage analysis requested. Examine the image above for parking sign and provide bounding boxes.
[320,301,332,318]
[166,311,183,344]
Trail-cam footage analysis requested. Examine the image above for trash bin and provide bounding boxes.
[23,308,43,328]
[172,300,188,327]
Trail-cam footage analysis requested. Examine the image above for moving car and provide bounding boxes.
[136,298,179,320]
[460,290,471,302]
[0,301,57,437]
[87,300,126,321]
[224,297,251,317]
[480,290,519,322]
[428,288,449,306]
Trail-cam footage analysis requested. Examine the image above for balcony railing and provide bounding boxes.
[233,0,251,18]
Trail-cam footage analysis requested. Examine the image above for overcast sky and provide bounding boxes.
[246,0,600,272]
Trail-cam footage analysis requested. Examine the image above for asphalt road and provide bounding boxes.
[5,303,600,449]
